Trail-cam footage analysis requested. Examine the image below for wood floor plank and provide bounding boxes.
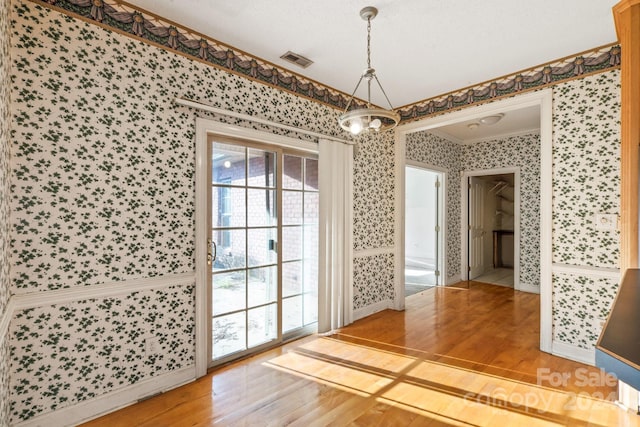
[81,282,639,426]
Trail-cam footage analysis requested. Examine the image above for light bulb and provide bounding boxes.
[223,160,231,168]
[370,118,382,129]
[349,119,363,135]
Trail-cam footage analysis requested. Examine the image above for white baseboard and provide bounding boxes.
[516,281,540,294]
[446,275,462,286]
[14,366,196,427]
[552,340,595,366]
[353,299,393,321]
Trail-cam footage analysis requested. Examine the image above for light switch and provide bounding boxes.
[594,213,618,231]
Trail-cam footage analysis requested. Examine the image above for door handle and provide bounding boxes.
[208,239,217,265]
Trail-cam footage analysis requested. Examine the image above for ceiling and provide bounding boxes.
[434,105,541,143]
[125,0,619,110]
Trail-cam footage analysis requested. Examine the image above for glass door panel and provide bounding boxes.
[211,142,279,362]
[210,145,318,365]
[282,154,319,334]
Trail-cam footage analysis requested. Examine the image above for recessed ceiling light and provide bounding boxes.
[479,113,505,126]
[468,123,480,130]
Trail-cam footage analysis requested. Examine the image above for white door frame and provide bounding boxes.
[404,161,447,288]
[194,118,317,377]
[461,168,521,289]
[394,89,553,353]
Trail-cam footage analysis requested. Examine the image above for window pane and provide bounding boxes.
[212,186,245,228]
[283,190,303,225]
[283,261,302,298]
[247,189,276,227]
[248,227,277,267]
[304,158,318,191]
[303,225,318,261]
[212,271,246,316]
[213,312,246,359]
[248,266,277,308]
[303,292,318,325]
[304,193,319,224]
[212,143,245,186]
[248,304,277,347]
[248,148,276,188]
[282,226,302,262]
[283,296,303,333]
[283,155,303,190]
[213,229,246,272]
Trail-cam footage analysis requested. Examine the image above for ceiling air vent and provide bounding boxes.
[280,51,313,68]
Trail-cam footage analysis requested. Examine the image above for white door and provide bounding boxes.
[468,176,486,279]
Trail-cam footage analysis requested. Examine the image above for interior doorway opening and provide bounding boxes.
[463,168,520,291]
[404,164,445,298]
[467,173,516,288]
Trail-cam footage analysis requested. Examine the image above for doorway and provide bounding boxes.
[467,173,516,287]
[404,164,445,297]
[209,138,319,367]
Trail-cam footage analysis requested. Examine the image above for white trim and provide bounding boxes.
[552,263,621,279]
[354,246,394,258]
[194,117,210,378]
[396,89,554,354]
[460,127,541,145]
[517,282,540,294]
[461,167,521,292]
[176,97,352,145]
[405,160,448,173]
[394,129,406,311]
[552,340,595,366]
[446,274,462,286]
[194,117,319,153]
[11,273,194,310]
[14,366,196,427]
[353,299,393,321]
[539,89,553,354]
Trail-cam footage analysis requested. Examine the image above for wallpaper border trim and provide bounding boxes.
[30,0,620,123]
[14,366,195,427]
[12,272,195,309]
[397,43,620,122]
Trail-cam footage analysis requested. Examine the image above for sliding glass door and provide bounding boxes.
[209,138,318,365]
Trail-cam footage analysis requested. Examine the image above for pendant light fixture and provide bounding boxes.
[338,6,400,135]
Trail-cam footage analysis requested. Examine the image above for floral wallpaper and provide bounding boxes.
[7,0,396,422]
[1,0,12,423]
[405,132,463,283]
[551,70,621,349]
[354,253,394,310]
[353,132,395,251]
[463,133,541,288]
[9,284,194,422]
[552,71,621,268]
[552,273,619,350]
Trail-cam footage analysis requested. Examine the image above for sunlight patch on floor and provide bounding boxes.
[264,337,638,427]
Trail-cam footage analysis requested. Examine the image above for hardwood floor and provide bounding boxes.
[82,282,639,426]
